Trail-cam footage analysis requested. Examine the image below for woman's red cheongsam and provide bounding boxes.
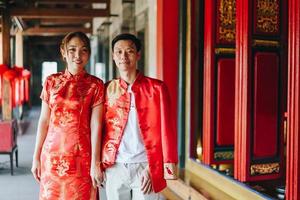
[39,69,104,200]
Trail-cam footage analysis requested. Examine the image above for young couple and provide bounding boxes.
[31,31,178,200]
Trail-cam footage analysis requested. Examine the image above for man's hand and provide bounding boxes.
[140,166,153,194]
[90,162,104,188]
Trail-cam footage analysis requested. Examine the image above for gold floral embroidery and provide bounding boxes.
[42,182,52,199]
[108,118,121,127]
[77,83,90,97]
[106,80,125,107]
[55,158,70,176]
[116,108,125,119]
[44,155,52,176]
[55,108,73,126]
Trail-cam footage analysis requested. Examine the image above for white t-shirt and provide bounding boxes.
[116,84,148,163]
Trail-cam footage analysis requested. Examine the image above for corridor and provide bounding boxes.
[0,107,39,199]
[1,0,300,199]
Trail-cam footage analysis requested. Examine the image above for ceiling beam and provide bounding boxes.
[10,8,110,19]
[1,9,11,66]
[13,17,27,31]
[39,18,91,26]
[35,0,107,3]
[22,26,92,36]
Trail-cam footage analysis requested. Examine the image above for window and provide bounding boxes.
[95,62,106,82]
[41,62,57,85]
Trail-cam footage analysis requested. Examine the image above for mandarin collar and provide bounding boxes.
[64,69,86,80]
[119,71,143,90]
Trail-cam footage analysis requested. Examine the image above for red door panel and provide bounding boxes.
[217,58,235,146]
[253,52,279,158]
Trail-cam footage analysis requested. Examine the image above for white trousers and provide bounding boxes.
[105,163,161,200]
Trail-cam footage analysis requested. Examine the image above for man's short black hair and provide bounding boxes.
[111,33,142,52]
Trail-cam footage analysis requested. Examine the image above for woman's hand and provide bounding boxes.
[90,162,104,188]
[140,166,153,194]
[31,158,41,183]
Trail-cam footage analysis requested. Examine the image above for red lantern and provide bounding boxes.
[13,66,23,105]
[11,66,31,105]
[22,69,31,103]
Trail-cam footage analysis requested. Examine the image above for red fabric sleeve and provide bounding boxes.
[40,76,51,104]
[92,79,105,108]
[160,82,178,163]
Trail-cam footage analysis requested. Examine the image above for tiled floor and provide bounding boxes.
[0,107,40,200]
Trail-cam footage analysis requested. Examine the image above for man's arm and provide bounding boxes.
[160,82,178,179]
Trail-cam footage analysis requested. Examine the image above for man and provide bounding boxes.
[101,33,178,200]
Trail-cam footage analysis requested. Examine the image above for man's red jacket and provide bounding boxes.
[101,73,178,192]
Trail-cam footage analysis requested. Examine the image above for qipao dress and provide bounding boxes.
[39,69,104,200]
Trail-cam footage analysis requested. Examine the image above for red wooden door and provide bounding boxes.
[202,0,236,164]
[234,0,287,181]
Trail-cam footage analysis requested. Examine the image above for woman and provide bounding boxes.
[31,31,104,199]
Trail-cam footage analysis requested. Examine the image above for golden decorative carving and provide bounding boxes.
[253,39,280,47]
[215,48,235,54]
[256,0,279,33]
[214,151,234,160]
[218,0,236,43]
[250,162,280,175]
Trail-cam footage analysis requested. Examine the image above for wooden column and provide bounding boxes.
[0,9,12,120]
[15,30,23,67]
[189,0,204,160]
[235,0,287,181]
[0,9,11,66]
[202,0,215,165]
[287,0,300,198]
[234,0,251,182]
[156,0,163,80]
[0,33,2,64]
[157,0,179,134]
